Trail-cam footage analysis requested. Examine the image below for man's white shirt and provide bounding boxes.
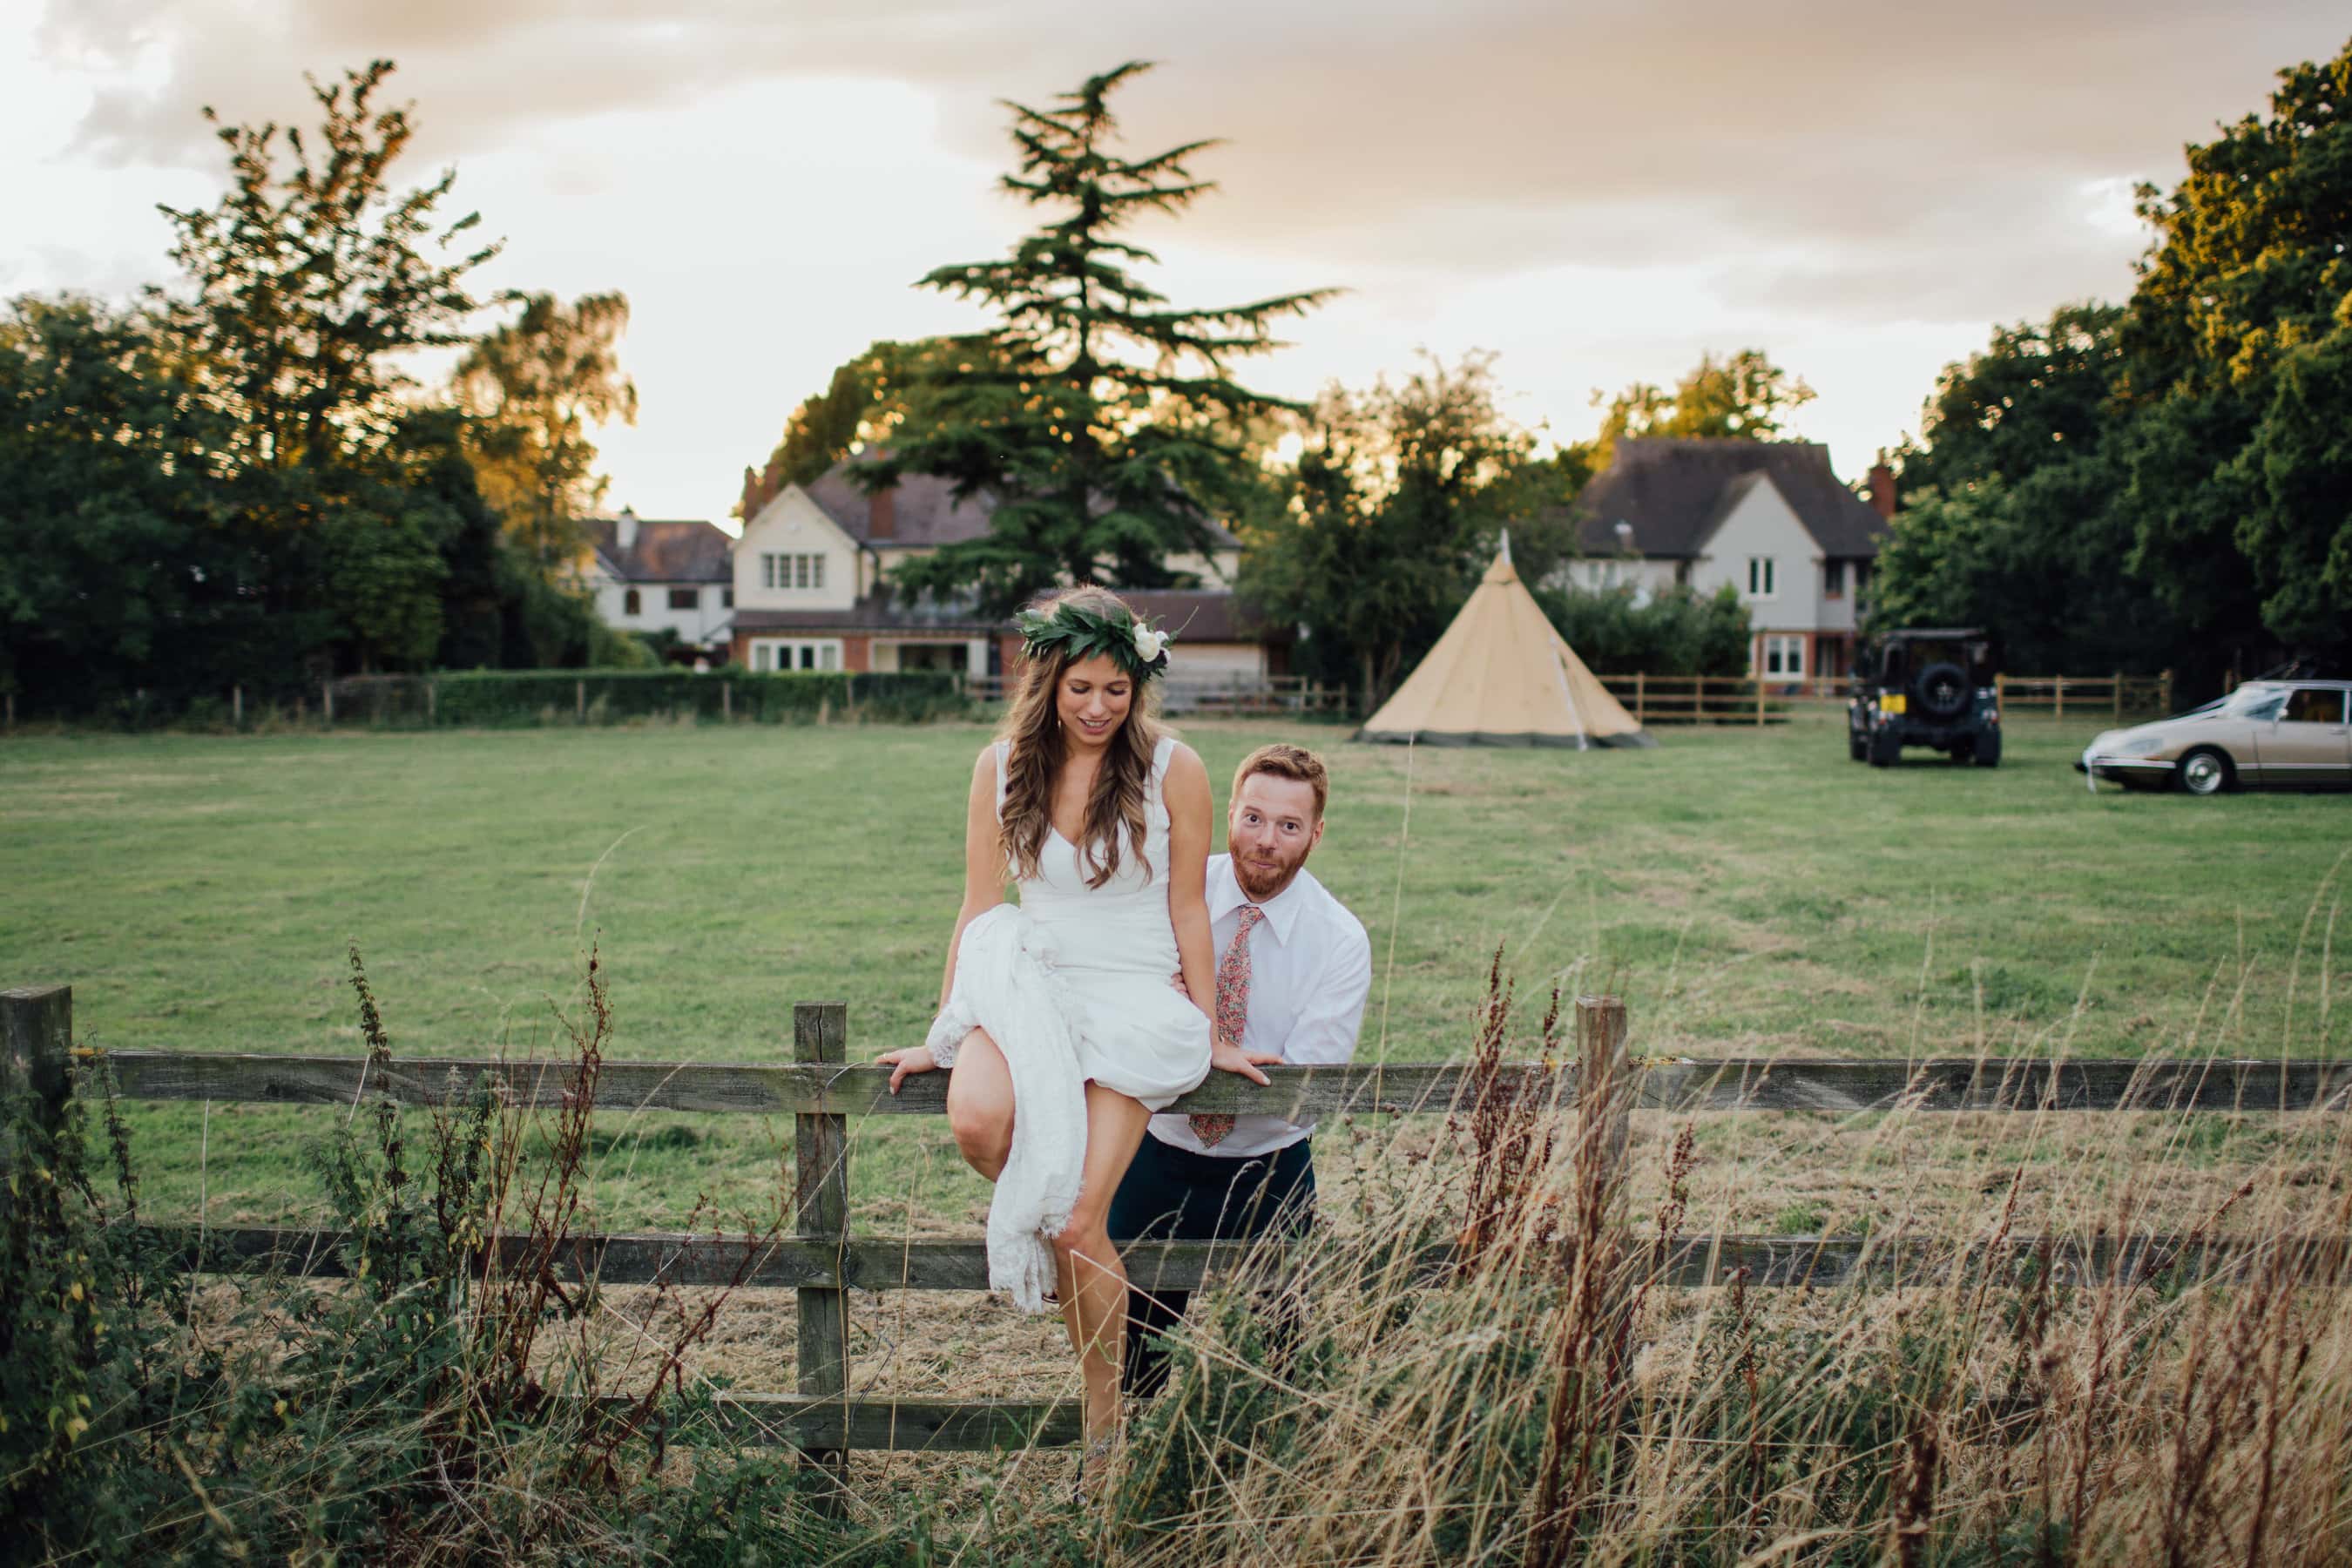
[1149,853,1373,1158]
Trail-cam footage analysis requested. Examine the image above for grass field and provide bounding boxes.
[3,707,2347,1242]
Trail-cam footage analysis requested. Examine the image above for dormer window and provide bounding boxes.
[761,552,827,591]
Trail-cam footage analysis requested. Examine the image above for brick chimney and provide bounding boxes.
[868,485,896,540]
[1867,463,1896,520]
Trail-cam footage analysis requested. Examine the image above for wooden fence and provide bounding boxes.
[6,983,2349,1464]
[1995,672,2176,721]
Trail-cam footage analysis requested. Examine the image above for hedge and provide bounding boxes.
[282,670,970,730]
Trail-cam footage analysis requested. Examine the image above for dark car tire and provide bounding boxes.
[2177,747,2234,797]
[1972,732,2001,768]
[1916,662,1970,719]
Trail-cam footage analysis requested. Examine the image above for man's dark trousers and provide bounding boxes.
[1108,1132,1315,1397]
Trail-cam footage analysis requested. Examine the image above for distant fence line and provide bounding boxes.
[0,667,2183,733]
[6,983,2347,1467]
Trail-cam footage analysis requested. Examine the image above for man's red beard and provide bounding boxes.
[1232,842,1310,902]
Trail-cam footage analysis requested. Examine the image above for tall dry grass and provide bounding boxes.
[1033,960,2352,1567]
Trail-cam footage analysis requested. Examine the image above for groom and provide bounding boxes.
[1110,742,1373,1396]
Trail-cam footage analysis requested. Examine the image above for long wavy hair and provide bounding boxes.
[997,585,1164,889]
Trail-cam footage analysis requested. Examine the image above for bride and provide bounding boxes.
[877,586,1263,1463]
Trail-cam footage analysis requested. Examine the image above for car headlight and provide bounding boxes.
[2120,735,2164,756]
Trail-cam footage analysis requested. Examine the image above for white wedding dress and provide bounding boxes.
[925,736,1213,1311]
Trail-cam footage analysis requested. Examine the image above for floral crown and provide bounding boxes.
[1015,598,1173,680]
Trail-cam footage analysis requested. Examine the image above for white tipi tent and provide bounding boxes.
[1358,536,1652,748]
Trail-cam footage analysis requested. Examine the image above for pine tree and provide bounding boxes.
[869,62,1336,616]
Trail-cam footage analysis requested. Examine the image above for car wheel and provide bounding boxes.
[1972,732,2000,768]
[1869,732,1900,768]
[2178,747,2233,796]
[1848,734,1868,761]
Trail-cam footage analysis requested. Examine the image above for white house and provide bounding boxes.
[727,459,1284,679]
[578,511,735,655]
[1544,439,1894,682]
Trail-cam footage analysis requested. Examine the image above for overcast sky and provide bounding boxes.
[6,3,2346,527]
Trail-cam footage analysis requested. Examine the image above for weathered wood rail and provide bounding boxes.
[7,983,2349,1463]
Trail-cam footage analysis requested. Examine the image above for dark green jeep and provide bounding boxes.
[1848,629,2003,768]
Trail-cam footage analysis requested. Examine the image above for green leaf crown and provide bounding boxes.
[1014,599,1172,680]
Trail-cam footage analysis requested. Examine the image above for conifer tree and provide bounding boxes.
[869,62,1335,615]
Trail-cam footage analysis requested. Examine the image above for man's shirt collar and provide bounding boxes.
[1208,853,1313,944]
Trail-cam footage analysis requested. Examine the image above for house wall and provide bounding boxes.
[1553,558,1680,602]
[736,488,860,613]
[1166,642,1267,682]
[584,567,733,645]
[1690,480,1828,674]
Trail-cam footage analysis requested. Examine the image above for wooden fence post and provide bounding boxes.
[1,985,73,1179]
[426,679,437,725]
[322,681,335,727]
[2053,675,2065,721]
[1755,674,1767,727]
[232,686,243,729]
[1574,996,1631,1216]
[2112,672,2122,723]
[794,1001,851,1490]
[721,681,732,723]
[1693,674,1707,724]
[575,679,586,724]
[1632,671,1645,724]
[2161,669,2173,713]
[1994,672,2005,713]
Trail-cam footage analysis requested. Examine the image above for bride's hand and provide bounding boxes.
[1210,1037,1283,1086]
[876,1046,936,1095]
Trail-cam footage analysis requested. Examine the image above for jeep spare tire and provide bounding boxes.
[1916,661,1970,719]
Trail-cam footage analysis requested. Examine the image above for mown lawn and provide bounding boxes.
[3,707,2346,1231]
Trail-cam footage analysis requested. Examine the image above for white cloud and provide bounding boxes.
[8,0,2347,517]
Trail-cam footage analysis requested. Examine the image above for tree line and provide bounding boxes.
[1876,38,2352,688]
[0,62,645,720]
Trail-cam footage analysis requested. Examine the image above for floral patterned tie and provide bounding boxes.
[1191,904,1264,1149]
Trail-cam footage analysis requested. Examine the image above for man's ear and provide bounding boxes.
[1309,816,1325,849]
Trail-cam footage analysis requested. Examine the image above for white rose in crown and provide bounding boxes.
[1132,625,1169,664]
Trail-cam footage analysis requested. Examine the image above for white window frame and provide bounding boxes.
[1747,556,1777,599]
[748,638,842,672]
[760,552,828,593]
[1760,633,1806,679]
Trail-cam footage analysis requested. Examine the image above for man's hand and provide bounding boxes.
[1210,1037,1283,1086]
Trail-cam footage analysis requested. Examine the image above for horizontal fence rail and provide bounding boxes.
[12,985,2349,1469]
[145,1225,2352,1295]
[94,1049,2352,1117]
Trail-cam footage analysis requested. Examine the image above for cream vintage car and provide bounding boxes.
[2077,680,2352,795]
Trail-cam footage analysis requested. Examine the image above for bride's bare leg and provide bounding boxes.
[943,1028,1013,1181]
[1053,1084,1154,1448]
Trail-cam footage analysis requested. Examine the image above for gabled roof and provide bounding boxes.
[1556,438,1889,559]
[1120,589,1289,645]
[801,459,1241,551]
[583,517,733,583]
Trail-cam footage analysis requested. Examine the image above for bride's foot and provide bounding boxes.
[1073,1432,1119,1504]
